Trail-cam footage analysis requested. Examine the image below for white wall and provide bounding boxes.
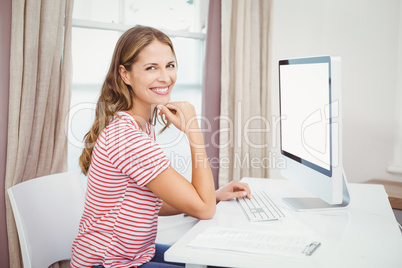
[269,0,402,183]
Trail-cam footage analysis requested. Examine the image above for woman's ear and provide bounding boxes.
[119,65,130,85]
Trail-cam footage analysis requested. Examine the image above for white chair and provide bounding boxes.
[7,171,85,268]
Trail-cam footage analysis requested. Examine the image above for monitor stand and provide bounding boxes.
[282,173,350,211]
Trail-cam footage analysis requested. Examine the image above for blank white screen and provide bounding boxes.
[280,62,330,171]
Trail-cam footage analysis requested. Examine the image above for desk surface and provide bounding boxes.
[365,179,402,209]
[165,177,402,268]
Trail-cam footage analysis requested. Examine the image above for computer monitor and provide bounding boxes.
[278,56,350,211]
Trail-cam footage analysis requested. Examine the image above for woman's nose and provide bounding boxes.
[158,68,170,82]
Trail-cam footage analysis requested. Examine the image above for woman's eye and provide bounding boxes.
[146,66,156,71]
[167,63,176,69]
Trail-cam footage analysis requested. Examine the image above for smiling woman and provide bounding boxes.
[67,3,210,259]
[71,26,216,268]
[70,25,251,268]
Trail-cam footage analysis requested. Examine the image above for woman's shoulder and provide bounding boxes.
[109,111,140,129]
[105,111,156,138]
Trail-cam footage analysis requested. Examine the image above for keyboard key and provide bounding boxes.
[237,191,286,221]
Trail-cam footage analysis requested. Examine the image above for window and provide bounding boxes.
[68,0,209,182]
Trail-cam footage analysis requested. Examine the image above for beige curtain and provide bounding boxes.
[5,0,74,267]
[219,0,272,187]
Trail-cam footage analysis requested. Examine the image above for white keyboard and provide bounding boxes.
[237,190,286,221]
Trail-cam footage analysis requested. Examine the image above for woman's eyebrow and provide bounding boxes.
[143,63,158,67]
[143,61,175,67]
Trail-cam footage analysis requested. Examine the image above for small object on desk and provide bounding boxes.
[302,241,321,256]
[237,190,286,221]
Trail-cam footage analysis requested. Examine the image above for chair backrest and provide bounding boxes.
[7,171,85,268]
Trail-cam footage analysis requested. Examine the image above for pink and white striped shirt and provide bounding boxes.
[71,111,170,268]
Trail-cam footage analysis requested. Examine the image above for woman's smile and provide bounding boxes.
[150,85,170,95]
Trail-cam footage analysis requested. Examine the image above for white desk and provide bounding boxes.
[165,177,402,268]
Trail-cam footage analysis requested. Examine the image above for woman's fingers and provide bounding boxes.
[157,103,186,132]
[157,102,198,133]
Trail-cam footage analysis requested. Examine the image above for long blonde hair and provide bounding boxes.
[79,25,176,175]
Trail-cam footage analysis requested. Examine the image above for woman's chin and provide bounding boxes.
[155,98,170,106]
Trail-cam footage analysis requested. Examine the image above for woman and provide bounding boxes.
[71,25,250,268]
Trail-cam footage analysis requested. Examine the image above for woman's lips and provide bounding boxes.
[150,86,170,95]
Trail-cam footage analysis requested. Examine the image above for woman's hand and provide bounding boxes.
[157,102,199,135]
[215,181,251,203]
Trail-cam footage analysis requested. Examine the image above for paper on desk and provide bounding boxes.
[187,227,318,258]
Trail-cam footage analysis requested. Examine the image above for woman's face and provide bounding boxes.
[121,39,177,111]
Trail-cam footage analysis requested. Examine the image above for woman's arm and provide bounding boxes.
[159,200,182,216]
[159,180,252,216]
[146,102,216,219]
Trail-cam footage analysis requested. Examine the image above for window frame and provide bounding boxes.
[72,18,206,40]
[72,0,207,40]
